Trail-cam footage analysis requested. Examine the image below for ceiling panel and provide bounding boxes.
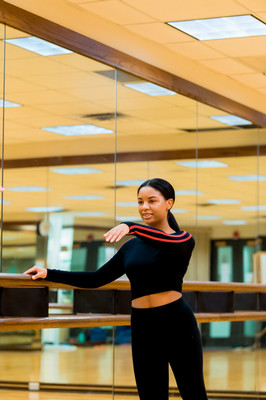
[200,58,254,75]
[165,42,224,60]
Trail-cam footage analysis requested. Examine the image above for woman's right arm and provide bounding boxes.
[24,248,125,289]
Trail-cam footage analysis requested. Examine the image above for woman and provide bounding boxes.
[24,178,208,400]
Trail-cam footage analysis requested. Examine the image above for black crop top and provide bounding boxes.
[45,222,195,300]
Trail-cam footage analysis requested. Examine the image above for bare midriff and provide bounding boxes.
[131,290,182,309]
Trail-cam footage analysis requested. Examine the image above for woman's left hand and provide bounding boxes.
[104,223,129,243]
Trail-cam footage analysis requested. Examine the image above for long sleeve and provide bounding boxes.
[123,222,194,246]
[45,246,125,289]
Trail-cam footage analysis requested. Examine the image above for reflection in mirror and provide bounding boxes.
[0,24,5,271]
[1,24,117,392]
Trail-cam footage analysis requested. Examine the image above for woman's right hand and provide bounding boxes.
[23,266,47,280]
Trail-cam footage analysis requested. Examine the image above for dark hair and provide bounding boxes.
[137,178,180,232]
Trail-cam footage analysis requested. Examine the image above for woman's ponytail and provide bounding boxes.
[167,210,180,232]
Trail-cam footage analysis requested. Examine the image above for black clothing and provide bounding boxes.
[131,298,208,400]
[45,222,195,300]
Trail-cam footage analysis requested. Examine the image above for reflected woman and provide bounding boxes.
[24,178,208,400]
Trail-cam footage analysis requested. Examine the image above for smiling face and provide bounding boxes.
[137,186,174,229]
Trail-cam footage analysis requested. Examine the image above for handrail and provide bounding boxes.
[1,273,266,292]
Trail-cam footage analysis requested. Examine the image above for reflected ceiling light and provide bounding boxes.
[5,36,73,56]
[175,190,203,195]
[117,202,139,207]
[177,160,227,168]
[167,15,266,40]
[116,216,142,221]
[73,212,106,217]
[124,82,176,96]
[223,220,246,225]
[42,124,113,136]
[228,175,266,181]
[197,215,220,220]
[208,199,240,204]
[242,205,266,211]
[172,208,187,213]
[66,195,104,200]
[26,206,63,212]
[210,115,252,126]
[0,199,11,205]
[116,180,145,186]
[51,167,101,175]
[8,186,50,192]
[0,99,22,108]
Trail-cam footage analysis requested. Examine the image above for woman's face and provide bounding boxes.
[137,186,173,227]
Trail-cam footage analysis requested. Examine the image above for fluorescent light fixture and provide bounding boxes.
[242,205,266,211]
[223,220,246,225]
[175,190,203,195]
[42,124,113,136]
[0,99,22,108]
[172,208,187,213]
[73,212,106,217]
[228,175,266,181]
[8,186,50,192]
[208,199,240,205]
[5,36,73,56]
[116,180,145,186]
[51,167,101,175]
[117,202,139,207]
[124,82,176,96]
[210,115,252,126]
[27,206,63,212]
[66,195,104,200]
[167,15,266,41]
[0,199,11,205]
[177,160,227,168]
[116,216,142,222]
[197,215,220,220]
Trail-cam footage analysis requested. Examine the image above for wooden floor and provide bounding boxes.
[0,343,266,395]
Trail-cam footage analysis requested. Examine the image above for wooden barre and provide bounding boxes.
[1,311,266,331]
[1,273,266,292]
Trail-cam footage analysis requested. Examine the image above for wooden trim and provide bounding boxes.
[0,1,265,126]
[1,145,264,169]
[1,273,266,292]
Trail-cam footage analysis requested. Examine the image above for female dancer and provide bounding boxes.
[24,178,208,400]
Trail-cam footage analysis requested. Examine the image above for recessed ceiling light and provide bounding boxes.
[208,199,240,204]
[116,216,142,221]
[116,202,139,207]
[116,180,145,186]
[197,215,220,220]
[172,208,187,213]
[242,205,266,211]
[42,124,113,136]
[50,167,101,175]
[223,220,246,225]
[0,99,22,108]
[66,195,104,200]
[73,212,106,217]
[8,186,50,192]
[175,190,203,195]
[5,36,73,56]
[228,175,266,181]
[27,206,63,212]
[167,15,266,41]
[177,160,227,168]
[210,115,252,126]
[124,82,176,96]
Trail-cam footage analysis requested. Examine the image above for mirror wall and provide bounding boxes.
[0,21,266,397]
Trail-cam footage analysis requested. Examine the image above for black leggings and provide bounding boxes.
[131,297,208,400]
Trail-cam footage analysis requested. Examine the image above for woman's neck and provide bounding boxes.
[149,221,175,234]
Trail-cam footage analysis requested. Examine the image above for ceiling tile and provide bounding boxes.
[236,0,266,12]
[123,0,249,21]
[80,1,155,24]
[231,72,266,88]
[206,36,266,57]
[165,42,224,60]
[238,55,266,73]
[125,22,193,44]
[200,58,254,75]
